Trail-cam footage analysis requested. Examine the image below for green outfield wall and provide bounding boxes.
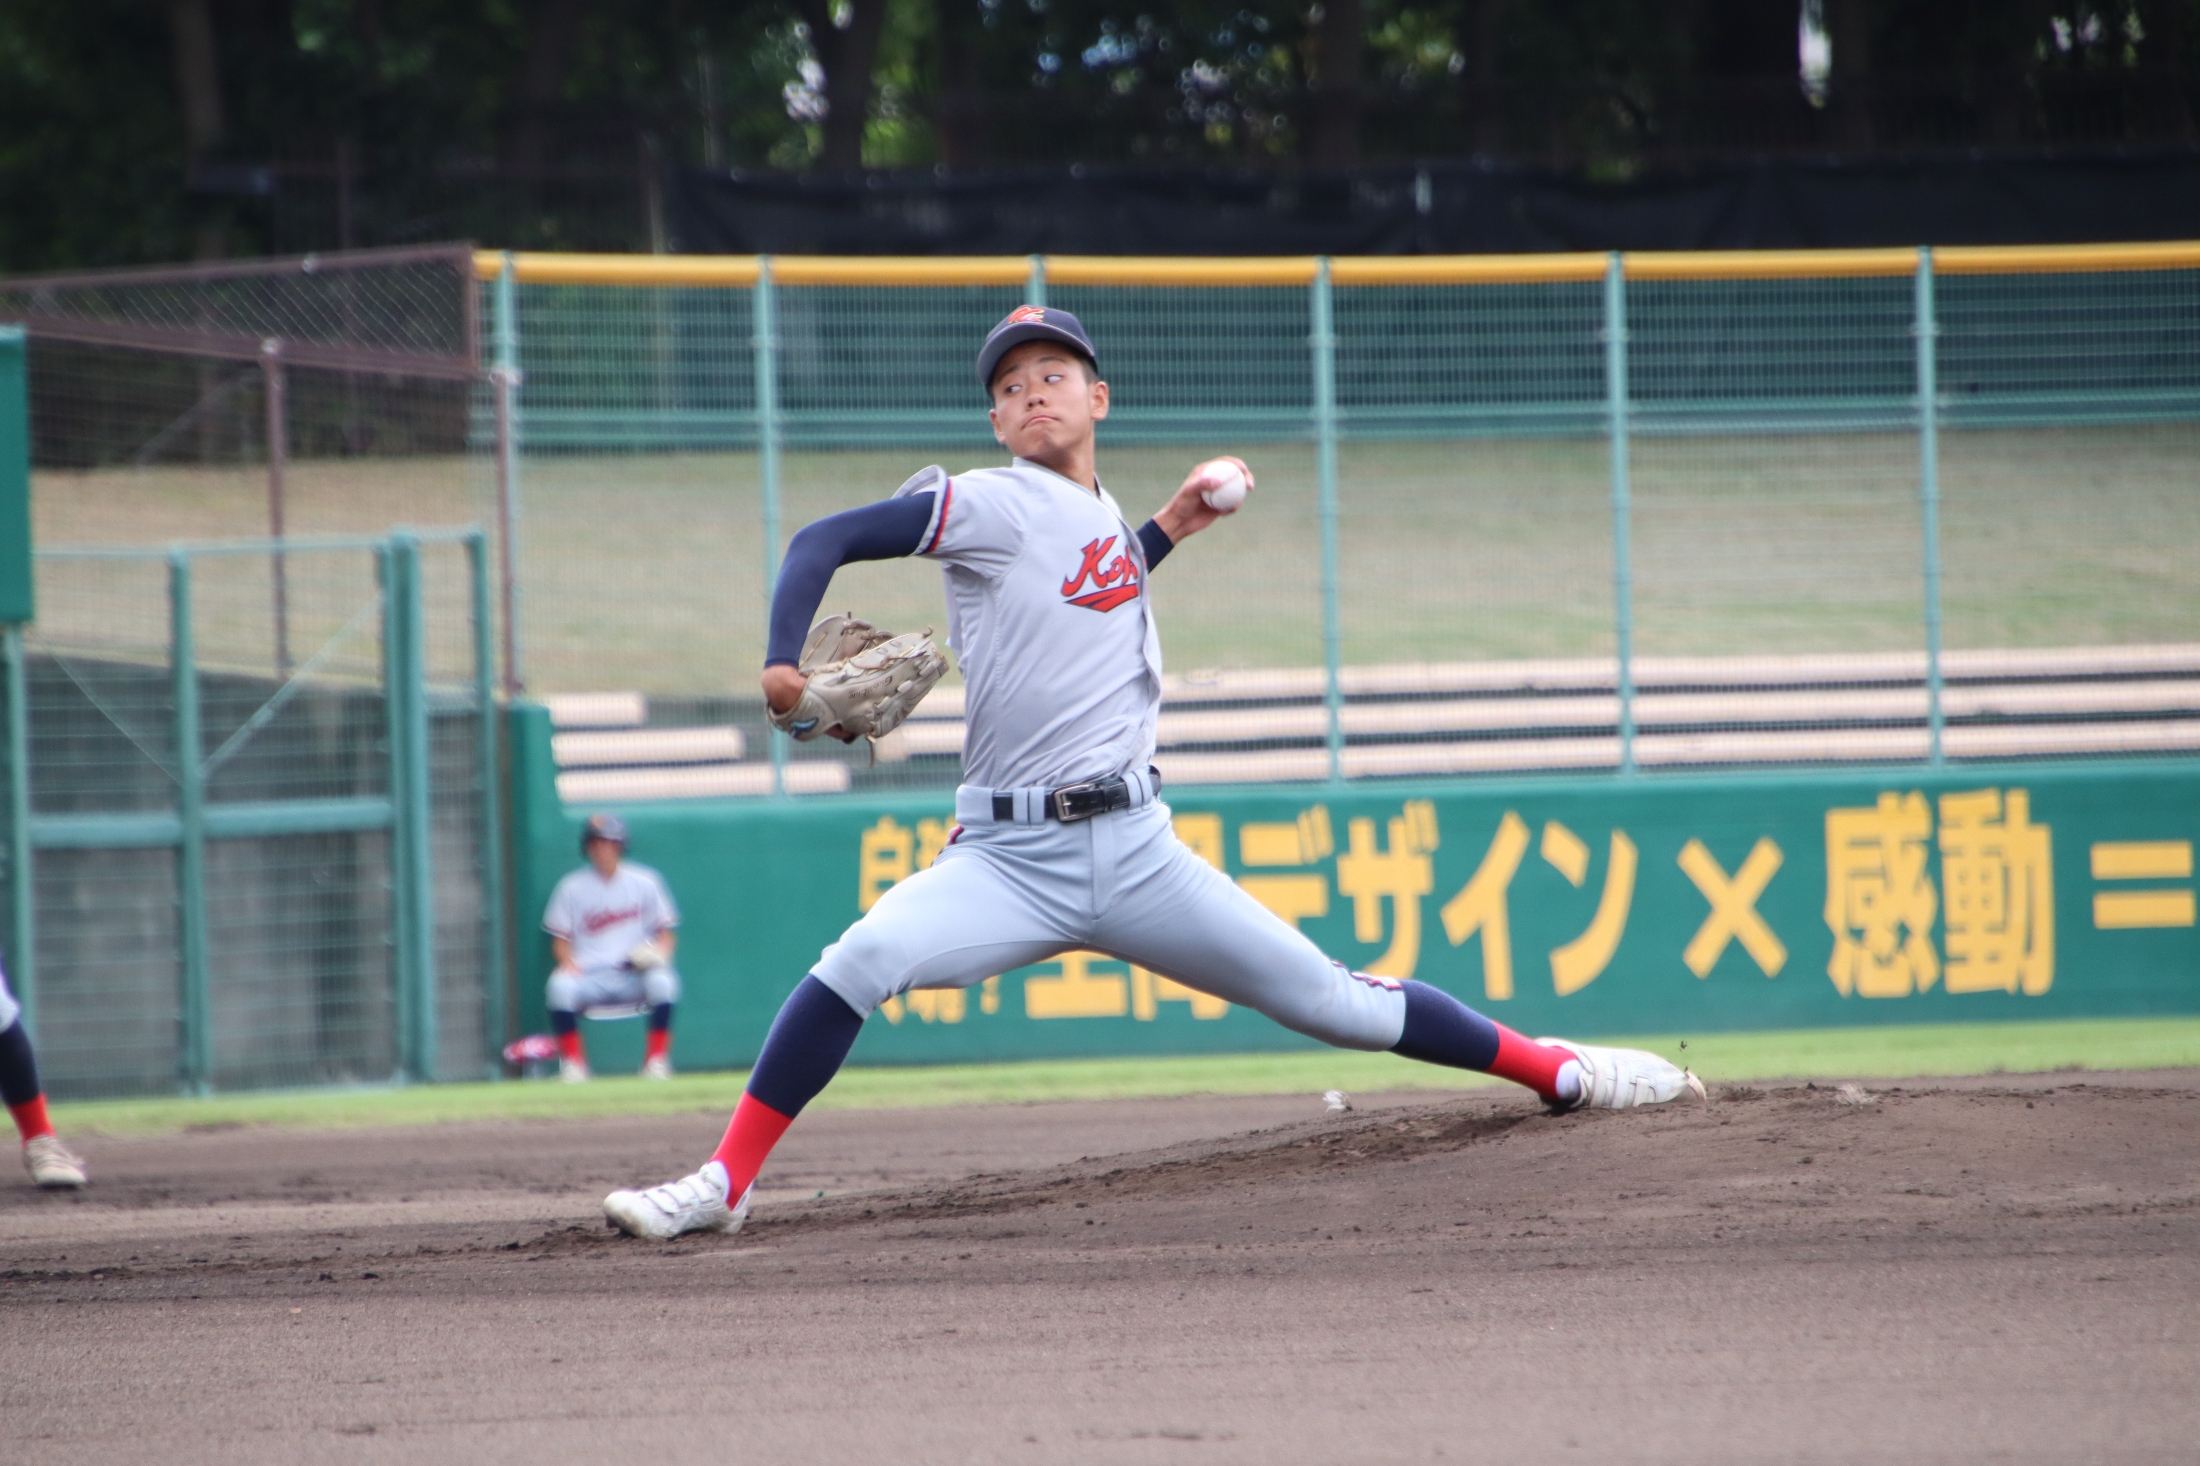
[509,705,2200,1074]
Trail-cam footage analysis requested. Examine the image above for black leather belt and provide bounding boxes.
[994,767,1162,824]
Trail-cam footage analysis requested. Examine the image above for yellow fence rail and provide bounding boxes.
[478,241,2200,288]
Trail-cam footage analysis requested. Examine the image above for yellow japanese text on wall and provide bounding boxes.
[841,772,2194,1046]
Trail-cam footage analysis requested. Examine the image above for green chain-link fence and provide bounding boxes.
[0,531,503,1098]
[0,255,510,1096]
[1,243,2195,1090]
[482,246,2200,795]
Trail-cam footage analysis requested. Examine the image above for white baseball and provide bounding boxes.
[1199,461,1249,512]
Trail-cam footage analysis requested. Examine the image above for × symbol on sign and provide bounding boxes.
[1677,838,1787,978]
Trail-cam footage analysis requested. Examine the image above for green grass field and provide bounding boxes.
[50,1016,2200,1138]
[32,422,2200,694]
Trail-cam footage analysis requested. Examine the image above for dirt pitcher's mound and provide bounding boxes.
[2,1074,2196,1465]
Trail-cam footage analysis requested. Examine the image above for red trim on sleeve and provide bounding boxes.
[922,478,954,555]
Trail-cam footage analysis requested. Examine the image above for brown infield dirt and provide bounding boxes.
[1,1071,2196,1465]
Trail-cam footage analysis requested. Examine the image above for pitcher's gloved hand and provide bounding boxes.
[765,613,949,745]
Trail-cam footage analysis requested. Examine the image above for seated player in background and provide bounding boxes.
[603,305,1703,1239]
[542,812,682,1082]
[0,959,86,1188]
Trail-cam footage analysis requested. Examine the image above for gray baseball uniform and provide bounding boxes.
[543,861,683,1012]
[808,458,1408,1051]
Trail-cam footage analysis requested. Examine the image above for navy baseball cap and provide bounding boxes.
[582,811,629,846]
[977,305,1098,391]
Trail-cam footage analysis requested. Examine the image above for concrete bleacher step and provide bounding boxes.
[901,645,2200,721]
[556,762,850,802]
[1153,719,2200,785]
[881,678,2200,760]
[544,690,648,728]
[548,645,2200,797]
[551,726,747,767]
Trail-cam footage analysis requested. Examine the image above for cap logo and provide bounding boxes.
[1006,305,1048,325]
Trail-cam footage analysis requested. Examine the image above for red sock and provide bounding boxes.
[9,1095,54,1143]
[1486,1026,1572,1100]
[557,1030,584,1064]
[708,1093,795,1199]
[645,1027,670,1064]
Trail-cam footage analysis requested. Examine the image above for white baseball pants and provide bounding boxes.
[547,964,681,1014]
[811,797,1408,1051]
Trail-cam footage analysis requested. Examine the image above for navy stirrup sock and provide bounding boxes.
[746,975,866,1119]
[1388,981,1501,1071]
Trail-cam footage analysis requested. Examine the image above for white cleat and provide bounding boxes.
[1540,1038,1707,1111]
[640,1055,673,1081]
[603,1160,751,1240]
[23,1134,88,1189]
[558,1056,591,1084]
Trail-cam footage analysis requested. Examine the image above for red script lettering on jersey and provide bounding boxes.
[1060,536,1141,613]
[582,905,645,934]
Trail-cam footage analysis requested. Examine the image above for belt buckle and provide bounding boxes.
[1050,779,1104,823]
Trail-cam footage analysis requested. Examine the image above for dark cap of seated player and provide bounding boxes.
[582,811,629,846]
[976,305,1098,391]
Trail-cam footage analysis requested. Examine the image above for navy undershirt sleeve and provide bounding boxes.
[765,494,937,666]
[1136,518,1174,571]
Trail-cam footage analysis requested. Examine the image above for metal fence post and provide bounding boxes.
[3,625,32,1037]
[492,254,525,697]
[1915,247,1945,768]
[466,530,508,1075]
[380,540,421,1079]
[171,553,211,1095]
[1312,259,1345,784]
[378,545,409,1074]
[260,340,292,676]
[1604,252,1637,775]
[378,541,409,1078]
[1026,254,1047,307]
[754,257,787,795]
[390,532,437,1080]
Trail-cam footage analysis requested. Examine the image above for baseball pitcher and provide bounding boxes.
[604,305,1702,1238]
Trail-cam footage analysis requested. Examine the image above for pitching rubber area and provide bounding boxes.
[2,1068,2196,1463]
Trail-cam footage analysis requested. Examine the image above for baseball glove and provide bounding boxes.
[767,613,949,744]
[625,940,668,971]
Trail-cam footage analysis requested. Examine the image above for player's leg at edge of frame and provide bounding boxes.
[0,982,88,1189]
[600,972,1704,1242]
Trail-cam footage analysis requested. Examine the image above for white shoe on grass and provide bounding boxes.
[604,1160,750,1240]
[23,1134,87,1189]
[1540,1038,1706,1111]
[558,1056,590,1084]
[640,1055,673,1080]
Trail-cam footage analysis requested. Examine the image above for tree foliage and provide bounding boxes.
[0,0,2194,268]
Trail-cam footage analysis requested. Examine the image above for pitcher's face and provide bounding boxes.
[989,343,1108,461]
